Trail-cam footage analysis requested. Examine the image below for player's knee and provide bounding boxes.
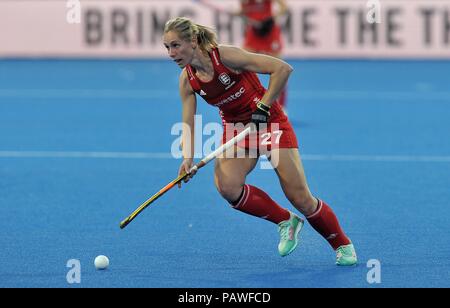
[215,180,243,202]
[287,190,316,215]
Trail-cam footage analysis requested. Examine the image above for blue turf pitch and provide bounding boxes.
[0,59,449,288]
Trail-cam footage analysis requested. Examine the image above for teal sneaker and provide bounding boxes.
[277,212,304,257]
[336,244,357,266]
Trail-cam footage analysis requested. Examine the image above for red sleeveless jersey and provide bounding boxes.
[241,0,273,21]
[185,48,286,124]
[185,47,297,150]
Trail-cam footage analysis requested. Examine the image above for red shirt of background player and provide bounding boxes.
[241,0,283,54]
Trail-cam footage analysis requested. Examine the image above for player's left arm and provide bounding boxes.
[219,45,293,108]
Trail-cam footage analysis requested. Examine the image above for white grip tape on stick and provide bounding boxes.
[204,127,251,163]
[191,126,252,172]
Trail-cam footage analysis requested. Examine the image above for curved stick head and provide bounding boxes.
[119,217,131,229]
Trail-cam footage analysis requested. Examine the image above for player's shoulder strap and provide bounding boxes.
[210,47,230,73]
[185,64,201,92]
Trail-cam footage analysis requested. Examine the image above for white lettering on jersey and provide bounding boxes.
[216,87,246,107]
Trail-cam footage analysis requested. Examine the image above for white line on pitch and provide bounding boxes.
[0,151,173,159]
[0,89,450,101]
[301,154,450,162]
[1,151,450,162]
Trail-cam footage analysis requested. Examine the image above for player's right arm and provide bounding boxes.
[274,0,288,19]
[178,69,197,184]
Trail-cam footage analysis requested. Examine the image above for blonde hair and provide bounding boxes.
[164,17,218,53]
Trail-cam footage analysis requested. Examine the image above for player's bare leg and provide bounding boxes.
[269,148,317,215]
[214,146,302,256]
[270,148,357,265]
[214,146,258,202]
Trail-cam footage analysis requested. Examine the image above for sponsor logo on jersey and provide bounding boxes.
[216,87,246,107]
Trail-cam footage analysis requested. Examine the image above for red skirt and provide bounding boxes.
[221,104,298,154]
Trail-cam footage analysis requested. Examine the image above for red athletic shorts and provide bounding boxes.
[243,24,283,55]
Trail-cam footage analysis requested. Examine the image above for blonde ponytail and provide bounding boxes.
[164,17,218,53]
